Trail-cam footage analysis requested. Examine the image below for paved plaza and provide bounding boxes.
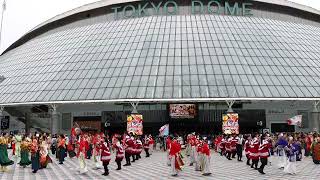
[0,150,319,180]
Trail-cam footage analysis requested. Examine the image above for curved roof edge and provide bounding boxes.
[2,0,320,55]
[25,0,320,33]
[0,98,320,106]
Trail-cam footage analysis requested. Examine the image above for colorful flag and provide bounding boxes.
[287,115,302,126]
[159,124,169,136]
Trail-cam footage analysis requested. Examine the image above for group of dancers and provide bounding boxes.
[214,132,320,175]
[0,133,52,173]
[1,130,320,177]
[0,129,155,176]
[166,133,212,177]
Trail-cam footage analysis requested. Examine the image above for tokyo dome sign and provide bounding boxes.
[112,0,252,19]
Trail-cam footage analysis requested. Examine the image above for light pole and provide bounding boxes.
[0,0,6,50]
[0,106,4,134]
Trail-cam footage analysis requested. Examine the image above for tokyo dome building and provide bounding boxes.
[0,0,320,135]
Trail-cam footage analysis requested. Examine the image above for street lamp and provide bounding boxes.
[0,0,6,50]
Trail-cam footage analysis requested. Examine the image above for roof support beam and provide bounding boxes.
[1,98,320,107]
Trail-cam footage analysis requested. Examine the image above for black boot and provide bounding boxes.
[258,168,265,174]
[116,161,121,170]
[102,165,109,176]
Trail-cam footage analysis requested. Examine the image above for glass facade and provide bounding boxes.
[0,14,320,104]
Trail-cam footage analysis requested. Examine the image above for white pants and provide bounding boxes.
[189,146,196,164]
[277,155,287,168]
[167,150,171,166]
[171,156,178,175]
[284,157,296,175]
[79,154,88,174]
[202,155,211,175]
[185,144,191,156]
[93,155,103,169]
[195,152,201,171]
[149,144,153,154]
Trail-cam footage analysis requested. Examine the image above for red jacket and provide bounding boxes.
[202,143,210,156]
[190,137,196,146]
[77,137,87,157]
[169,140,181,156]
[196,142,203,153]
[149,138,154,145]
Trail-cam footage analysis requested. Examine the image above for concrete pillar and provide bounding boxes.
[50,105,59,135]
[311,112,319,133]
[311,102,320,133]
[25,113,31,134]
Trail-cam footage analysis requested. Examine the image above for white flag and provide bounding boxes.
[287,115,302,126]
[159,124,169,136]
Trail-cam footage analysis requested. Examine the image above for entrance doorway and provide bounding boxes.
[73,116,101,133]
[271,123,295,133]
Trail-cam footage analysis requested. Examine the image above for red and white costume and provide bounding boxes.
[92,134,103,169]
[170,139,182,176]
[136,139,143,155]
[77,136,88,174]
[249,138,260,160]
[225,138,232,153]
[144,137,150,150]
[259,140,271,159]
[201,142,211,175]
[100,142,111,163]
[244,139,251,157]
[149,136,154,154]
[124,136,134,155]
[231,137,238,155]
[189,135,197,164]
[195,140,202,171]
[219,138,226,155]
[114,141,124,161]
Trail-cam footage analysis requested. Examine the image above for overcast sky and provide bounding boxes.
[0,0,320,53]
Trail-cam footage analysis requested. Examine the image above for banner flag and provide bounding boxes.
[287,115,302,126]
[127,114,143,135]
[159,124,169,136]
[222,113,239,135]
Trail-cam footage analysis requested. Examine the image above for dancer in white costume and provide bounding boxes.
[275,133,288,169]
[189,134,197,166]
[77,135,88,174]
[92,134,103,169]
[201,138,211,176]
[284,137,297,175]
[195,138,201,171]
[14,134,22,158]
